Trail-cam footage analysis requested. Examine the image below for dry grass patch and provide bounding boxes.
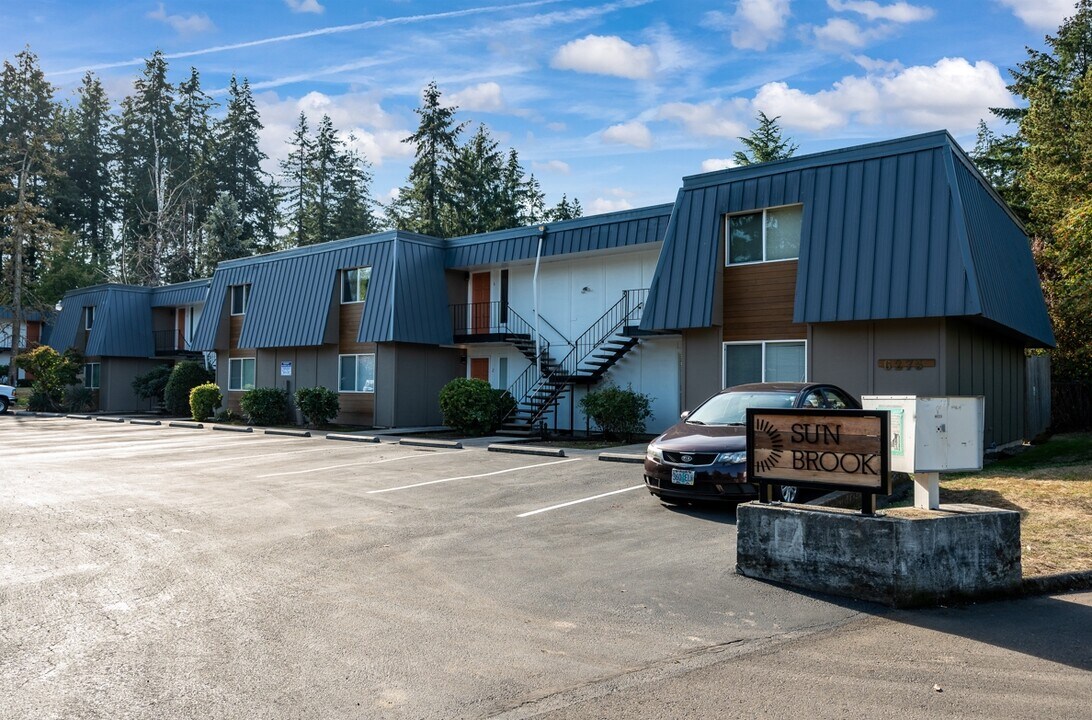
[940,433,1092,577]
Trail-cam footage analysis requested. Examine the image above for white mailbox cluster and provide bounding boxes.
[861,396,985,509]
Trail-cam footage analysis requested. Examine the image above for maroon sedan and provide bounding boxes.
[643,382,860,504]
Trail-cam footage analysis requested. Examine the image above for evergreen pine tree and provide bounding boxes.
[733,112,797,166]
[279,111,314,247]
[167,67,216,282]
[308,114,340,244]
[214,76,276,253]
[445,124,504,236]
[547,194,583,222]
[330,134,378,239]
[201,191,249,272]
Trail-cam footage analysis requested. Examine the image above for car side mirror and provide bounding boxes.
[679,410,689,420]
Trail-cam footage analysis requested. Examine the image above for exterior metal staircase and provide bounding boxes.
[497,289,647,437]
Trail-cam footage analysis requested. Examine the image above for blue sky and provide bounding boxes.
[0,0,1075,215]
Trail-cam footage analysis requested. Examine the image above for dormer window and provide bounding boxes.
[726,204,803,265]
[341,267,372,304]
[230,284,251,315]
[84,306,95,330]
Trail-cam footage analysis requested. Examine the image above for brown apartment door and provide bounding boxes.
[471,271,491,334]
[470,357,489,382]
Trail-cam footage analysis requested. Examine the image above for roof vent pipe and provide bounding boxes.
[534,225,546,376]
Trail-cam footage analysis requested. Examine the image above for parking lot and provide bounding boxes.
[1,415,870,718]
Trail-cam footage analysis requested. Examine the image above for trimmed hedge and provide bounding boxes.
[295,386,340,427]
[164,361,214,416]
[240,387,289,427]
[579,385,652,441]
[439,378,510,436]
[189,383,222,421]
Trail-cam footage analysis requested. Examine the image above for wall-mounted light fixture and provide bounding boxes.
[581,286,592,294]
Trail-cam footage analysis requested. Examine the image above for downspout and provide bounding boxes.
[533,225,546,375]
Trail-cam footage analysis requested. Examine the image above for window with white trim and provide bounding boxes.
[723,340,806,387]
[83,362,100,389]
[230,284,251,315]
[338,353,375,393]
[341,267,372,304]
[84,306,95,330]
[228,357,256,391]
[725,204,803,265]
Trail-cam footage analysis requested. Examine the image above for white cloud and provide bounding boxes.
[701,158,740,172]
[704,0,792,52]
[827,0,935,23]
[656,99,750,138]
[448,82,506,112]
[533,160,571,174]
[255,90,413,171]
[285,0,324,13]
[589,197,634,214]
[813,18,886,48]
[995,0,1073,29]
[750,57,1014,133]
[147,3,214,35]
[602,121,653,148]
[853,54,904,73]
[551,34,657,79]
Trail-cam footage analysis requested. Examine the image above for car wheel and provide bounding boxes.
[0,397,8,413]
[779,484,798,503]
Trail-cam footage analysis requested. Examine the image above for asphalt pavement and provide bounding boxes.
[1,414,1087,719]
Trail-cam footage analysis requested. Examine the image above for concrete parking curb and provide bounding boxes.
[399,438,463,449]
[325,433,380,443]
[265,428,311,438]
[129,419,162,426]
[488,444,565,457]
[169,421,204,429]
[213,425,253,433]
[66,414,94,420]
[95,417,126,423]
[598,452,645,464]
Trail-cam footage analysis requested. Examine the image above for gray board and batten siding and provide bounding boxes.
[444,204,673,269]
[190,231,452,351]
[639,130,1054,349]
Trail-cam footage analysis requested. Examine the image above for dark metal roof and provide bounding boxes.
[0,307,48,322]
[150,278,210,307]
[191,231,452,351]
[444,204,673,268]
[640,131,1053,347]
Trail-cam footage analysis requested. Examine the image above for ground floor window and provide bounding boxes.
[83,362,100,389]
[723,340,805,387]
[339,353,375,393]
[228,357,256,391]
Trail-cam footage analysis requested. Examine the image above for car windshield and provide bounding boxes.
[686,391,797,425]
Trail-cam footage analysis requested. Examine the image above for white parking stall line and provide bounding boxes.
[256,449,464,478]
[517,485,646,518]
[367,457,580,494]
[181,444,334,466]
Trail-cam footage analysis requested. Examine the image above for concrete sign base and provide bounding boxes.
[736,502,1021,607]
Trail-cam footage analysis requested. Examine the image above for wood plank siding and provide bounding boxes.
[722,260,806,341]
[337,299,376,424]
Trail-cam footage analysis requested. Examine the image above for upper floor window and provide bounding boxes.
[230,284,251,315]
[726,204,803,265]
[341,267,372,304]
[84,306,95,330]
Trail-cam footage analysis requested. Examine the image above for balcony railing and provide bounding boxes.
[153,329,198,355]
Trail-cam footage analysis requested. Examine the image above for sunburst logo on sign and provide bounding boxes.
[754,417,784,473]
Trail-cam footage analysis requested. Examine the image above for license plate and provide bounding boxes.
[671,468,695,486]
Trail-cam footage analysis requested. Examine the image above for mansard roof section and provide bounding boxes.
[444,204,674,268]
[150,278,211,307]
[190,231,451,351]
[52,284,153,357]
[640,131,1053,347]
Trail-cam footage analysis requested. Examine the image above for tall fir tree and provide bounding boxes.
[330,134,378,239]
[0,48,62,371]
[201,191,249,273]
[279,112,314,247]
[733,112,797,166]
[445,124,505,236]
[547,194,582,222]
[388,81,463,237]
[214,76,276,253]
[308,114,340,244]
[167,67,216,282]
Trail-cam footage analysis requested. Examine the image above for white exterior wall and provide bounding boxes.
[464,246,681,434]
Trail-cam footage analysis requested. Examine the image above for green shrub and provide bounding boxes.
[63,385,94,412]
[214,408,245,423]
[163,361,214,416]
[579,384,652,441]
[240,387,289,427]
[15,346,81,411]
[27,389,55,412]
[132,364,173,403]
[295,386,340,427]
[439,378,507,435]
[189,382,222,421]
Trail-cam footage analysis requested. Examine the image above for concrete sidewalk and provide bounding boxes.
[506,590,1092,719]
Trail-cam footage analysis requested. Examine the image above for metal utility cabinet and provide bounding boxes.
[861,396,985,509]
